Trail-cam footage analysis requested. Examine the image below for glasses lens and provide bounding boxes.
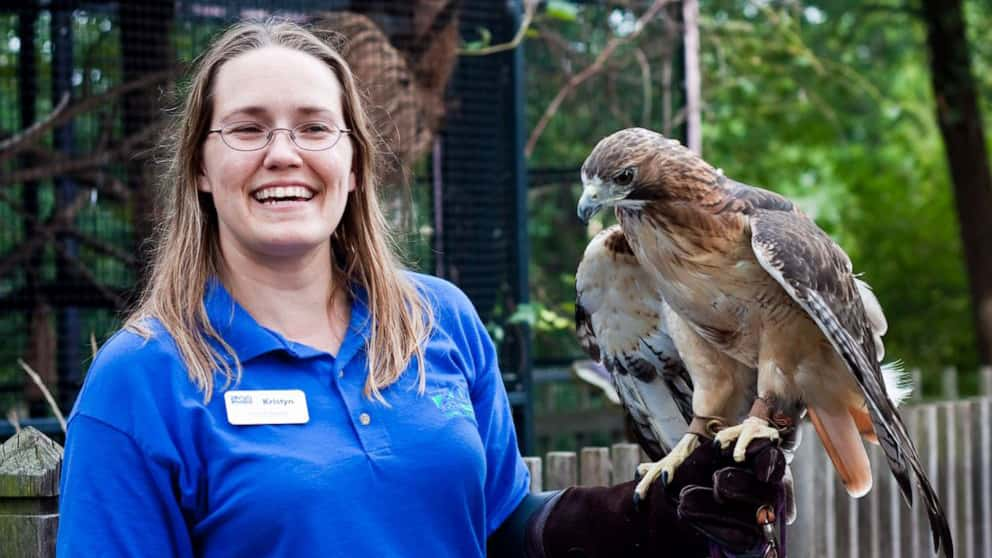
[219,122,342,151]
[293,122,339,150]
[222,123,268,150]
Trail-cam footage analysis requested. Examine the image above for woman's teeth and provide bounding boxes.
[252,186,315,202]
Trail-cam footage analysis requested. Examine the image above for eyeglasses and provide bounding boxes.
[207,121,352,151]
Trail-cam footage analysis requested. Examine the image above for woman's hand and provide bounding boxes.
[666,438,787,554]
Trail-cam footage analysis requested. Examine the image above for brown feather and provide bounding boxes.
[808,406,873,498]
[850,405,879,445]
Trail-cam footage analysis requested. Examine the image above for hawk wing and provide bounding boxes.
[743,188,952,557]
[576,226,693,460]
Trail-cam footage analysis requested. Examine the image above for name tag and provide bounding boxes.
[224,390,310,425]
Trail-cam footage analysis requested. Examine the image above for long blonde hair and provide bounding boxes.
[128,19,434,403]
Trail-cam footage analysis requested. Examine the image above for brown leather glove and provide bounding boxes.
[668,438,786,555]
[524,438,786,558]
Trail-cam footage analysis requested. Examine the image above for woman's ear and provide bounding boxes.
[348,172,357,192]
[198,174,213,193]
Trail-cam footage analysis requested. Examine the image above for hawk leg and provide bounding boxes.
[715,397,781,462]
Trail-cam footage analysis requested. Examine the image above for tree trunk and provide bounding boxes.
[921,0,992,365]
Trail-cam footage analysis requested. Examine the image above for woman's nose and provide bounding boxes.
[263,129,302,167]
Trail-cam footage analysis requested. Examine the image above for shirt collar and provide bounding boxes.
[331,282,371,372]
[204,277,290,363]
[203,277,372,365]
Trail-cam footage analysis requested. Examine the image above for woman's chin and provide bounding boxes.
[252,235,332,260]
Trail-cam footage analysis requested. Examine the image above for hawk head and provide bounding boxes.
[577,128,715,223]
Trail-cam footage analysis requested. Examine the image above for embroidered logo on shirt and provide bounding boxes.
[429,383,474,419]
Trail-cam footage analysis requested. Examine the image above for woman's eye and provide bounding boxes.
[229,124,264,135]
[299,123,332,134]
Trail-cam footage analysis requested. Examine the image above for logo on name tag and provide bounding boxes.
[224,389,310,425]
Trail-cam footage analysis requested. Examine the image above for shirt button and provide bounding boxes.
[338,371,344,378]
[359,412,371,426]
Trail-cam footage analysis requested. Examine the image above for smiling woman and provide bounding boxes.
[199,45,356,267]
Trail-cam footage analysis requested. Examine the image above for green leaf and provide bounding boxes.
[545,1,579,22]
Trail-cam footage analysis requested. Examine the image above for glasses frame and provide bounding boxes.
[207,121,352,152]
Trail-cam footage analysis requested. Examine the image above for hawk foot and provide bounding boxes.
[714,416,780,463]
[633,432,700,502]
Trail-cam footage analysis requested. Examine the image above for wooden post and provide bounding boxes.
[910,368,923,401]
[942,366,959,399]
[579,447,609,486]
[0,426,62,558]
[610,443,641,484]
[546,451,577,490]
[524,457,542,493]
[979,365,992,397]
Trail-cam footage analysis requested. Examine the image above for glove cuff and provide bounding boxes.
[524,490,564,558]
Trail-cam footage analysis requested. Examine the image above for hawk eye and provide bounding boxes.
[614,167,636,187]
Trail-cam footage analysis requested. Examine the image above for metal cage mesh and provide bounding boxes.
[0,1,529,442]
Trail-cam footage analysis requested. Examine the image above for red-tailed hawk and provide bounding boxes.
[576,128,952,557]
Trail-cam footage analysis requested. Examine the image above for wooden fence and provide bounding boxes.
[525,396,992,557]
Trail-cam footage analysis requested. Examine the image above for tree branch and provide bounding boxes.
[459,0,538,56]
[0,189,89,279]
[0,94,70,161]
[633,47,652,125]
[64,229,137,267]
[0,66,179,165]
[525,0,672,157]
[0,120,165,187]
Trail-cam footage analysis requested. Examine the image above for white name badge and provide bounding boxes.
[224,390,310,426]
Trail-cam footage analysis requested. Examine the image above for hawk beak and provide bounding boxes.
[577,184,605,224]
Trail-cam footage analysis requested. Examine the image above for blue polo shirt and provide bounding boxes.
[57,273,530,557]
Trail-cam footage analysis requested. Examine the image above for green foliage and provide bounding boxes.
[524,1,986,392]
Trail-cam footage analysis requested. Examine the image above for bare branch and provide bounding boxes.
[65,229,137,267]
[17,358,67,433]
[5,408,21,434]
[0,120,165,187]
[662,54,673,137]
[0,189,90,279]
[683,0,702,154]
[606,69,633,128]
[526,0,672,157]
[53,241,127,308]
[72,170,133,203]
[632,48,652,125]
[459,0,539,56]
[0,93,70,160]
[0,66,179,165]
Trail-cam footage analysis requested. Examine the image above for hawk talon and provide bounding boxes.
[633,433,700,501]
[714,416,780,462]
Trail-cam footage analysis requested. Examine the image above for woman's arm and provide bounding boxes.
[58,414,195,557]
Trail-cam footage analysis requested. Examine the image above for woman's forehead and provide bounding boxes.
[211,46,344,118]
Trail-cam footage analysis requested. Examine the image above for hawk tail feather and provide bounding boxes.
[805,291,953,557]
[808,406,872,497]
[849,405,878,445]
